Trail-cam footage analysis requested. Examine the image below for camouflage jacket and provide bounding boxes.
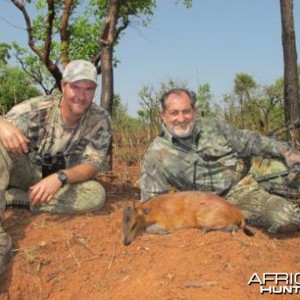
[140,118,299,201]
[1,95,111,171]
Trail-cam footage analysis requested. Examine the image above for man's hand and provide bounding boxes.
[0,120,29,155]
[29,174,62,205]
[29,164,97,206]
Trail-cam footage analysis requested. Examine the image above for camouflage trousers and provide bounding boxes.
[226,157,300,233]
[0,142,106,216]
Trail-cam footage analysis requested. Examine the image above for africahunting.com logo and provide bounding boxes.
[248,273,300,294]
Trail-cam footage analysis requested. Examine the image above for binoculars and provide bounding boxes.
[42,152,66,178]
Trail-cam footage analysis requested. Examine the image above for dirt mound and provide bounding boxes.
[1,163,300,300]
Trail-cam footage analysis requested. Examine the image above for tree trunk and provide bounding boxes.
[280,0,300,142]
[101,45,114,114]
[99,0,120,171]
[101,45,114,172]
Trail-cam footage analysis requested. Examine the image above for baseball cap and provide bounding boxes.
[63,60,98,84]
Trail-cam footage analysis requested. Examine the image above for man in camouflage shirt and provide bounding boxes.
[140,88,300,234]
[0,60,111,276]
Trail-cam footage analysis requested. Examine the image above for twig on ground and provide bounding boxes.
[76,237,96,257]
[66,240,81,267]
[108,246,116,270]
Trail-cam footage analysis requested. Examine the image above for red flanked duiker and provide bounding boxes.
[122,191,254,246]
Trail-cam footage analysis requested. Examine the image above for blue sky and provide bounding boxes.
[1,0,300,117]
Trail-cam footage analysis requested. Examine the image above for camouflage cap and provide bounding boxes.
[63,60,97,84]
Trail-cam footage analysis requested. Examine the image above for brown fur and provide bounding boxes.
[122,191,254,245]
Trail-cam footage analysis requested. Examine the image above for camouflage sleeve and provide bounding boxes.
[214,119,300,167]
[140,143,169,201]
[79,110,112,171]
[0,96,42,135]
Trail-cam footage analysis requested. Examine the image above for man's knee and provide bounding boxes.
[266,202,300,233]
[55,180,106,214]
[31,180,107,214]
[227,187,300,234]
[79,180,106,212]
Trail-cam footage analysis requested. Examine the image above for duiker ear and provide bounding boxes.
[142,207,151,215]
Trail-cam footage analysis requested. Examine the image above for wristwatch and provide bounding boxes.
[57,170,68,187]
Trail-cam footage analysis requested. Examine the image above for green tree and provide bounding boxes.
[12,42,57,95]
[0,43,11,64]
[232,73,258,129]
[0,64,41,114]
[138,85,161,130]
[195,83,212,117]
[223,73,286,134]
[9,0,156,114]
[258,79,284,135]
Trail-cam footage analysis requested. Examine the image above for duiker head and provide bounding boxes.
[122,206,150,246]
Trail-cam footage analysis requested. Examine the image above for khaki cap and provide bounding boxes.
[63,60,97,84]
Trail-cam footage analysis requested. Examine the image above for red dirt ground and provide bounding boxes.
[1,160,300,300]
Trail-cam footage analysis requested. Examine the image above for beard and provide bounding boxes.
[166,119,195,138]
